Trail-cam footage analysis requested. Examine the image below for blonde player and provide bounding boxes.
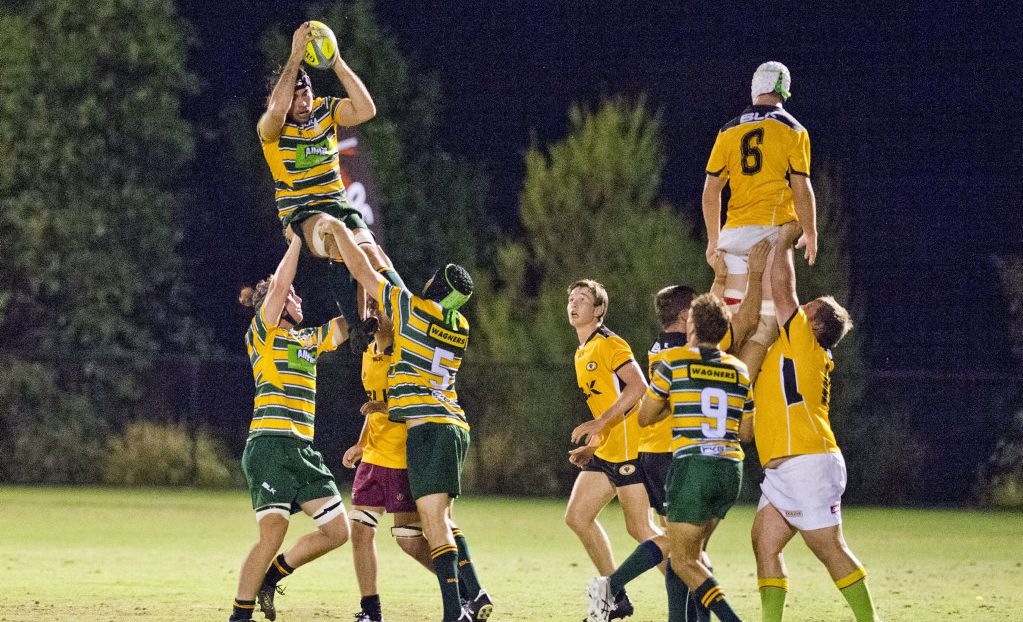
[568,280,660,621]
[703,61,818,382]
[741,222,881,622]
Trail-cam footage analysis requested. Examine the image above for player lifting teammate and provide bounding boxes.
[702,61,818,383]
[229,235,351,622]
[259,22,404,351]
[741,222,881,622]
[330,225,492,622]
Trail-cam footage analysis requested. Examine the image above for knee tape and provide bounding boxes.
[391,521,424,539]
[352,228,375,246]
[751,308,779,346]
[313,496,347,527]
[349,508,381,529]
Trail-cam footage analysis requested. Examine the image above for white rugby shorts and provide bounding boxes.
[716,225,780,275]
[758,452,846,531]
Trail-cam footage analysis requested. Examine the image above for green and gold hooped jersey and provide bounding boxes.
[575,326,641,463]
[642,327,734,453]
[246,307,339,442]
[260,96,353,226]
[378,281,470,430]
[647,346,752,462]
[706,104,811,229]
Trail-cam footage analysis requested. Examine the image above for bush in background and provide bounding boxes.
[102,421,238,488]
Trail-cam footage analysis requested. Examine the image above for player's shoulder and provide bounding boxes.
[663,345,702,363]
[719,105,806,133]
[719,352,751,380]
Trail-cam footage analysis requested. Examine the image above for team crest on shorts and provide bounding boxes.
[586,362,597,371]
[618,464,637,476]
[830,503,841,514]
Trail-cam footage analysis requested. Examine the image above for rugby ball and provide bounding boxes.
[304,21,337,70]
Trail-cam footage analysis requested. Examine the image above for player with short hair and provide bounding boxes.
[259,22,403,351]
[584,241,771,622]
[568,279,661,620]
[229,235,350,622]
[593,293,753,622]
[330,225,491,622]
[341,297,434,622]
[742,222,881,622]
[703,61,818,383]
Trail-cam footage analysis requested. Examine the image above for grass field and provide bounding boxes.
[3,487,1021,621]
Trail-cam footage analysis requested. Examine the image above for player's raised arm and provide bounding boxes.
[790,174,818,265]
[258,23,313,142]
[262,235,304,326]
[702,174,728,265]
[772,221,803,325]
[331,54,376,126]
[332,224,387,302]
[730,239,770,347]
[570,361,647,444]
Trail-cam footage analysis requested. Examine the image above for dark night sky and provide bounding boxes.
[177,0,1023,372]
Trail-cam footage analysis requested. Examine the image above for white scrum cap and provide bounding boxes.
[751,61,791,100]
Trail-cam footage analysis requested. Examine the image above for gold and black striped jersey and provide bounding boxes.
[647,346,752,462]
[378,280,470,430]
[706,104,811,228]
[360,342,408,469]
[260,96,354,226]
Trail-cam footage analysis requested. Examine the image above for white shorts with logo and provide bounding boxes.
[757,452,846,531]
[716,225,780,275]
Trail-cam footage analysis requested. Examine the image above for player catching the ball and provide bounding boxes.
[259,21,404,350]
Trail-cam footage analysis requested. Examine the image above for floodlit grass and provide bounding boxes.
[3,487,1021,621]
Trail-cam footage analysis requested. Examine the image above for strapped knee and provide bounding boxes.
[391,521,424,539]
[313,496,347,527]
[751,301,778,346]
[349,508,381,529]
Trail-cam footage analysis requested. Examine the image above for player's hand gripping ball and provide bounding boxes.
[304,21,338,70]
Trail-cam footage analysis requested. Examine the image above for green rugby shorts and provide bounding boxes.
[665,455,742,524]
[285,199,368,240]
[242,435,339,515]
[406,422,470,500]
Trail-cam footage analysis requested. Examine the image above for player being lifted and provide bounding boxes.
[741,222,881,622]
[584,241,770,622]
[568,280,661,621]
[330,225,492,622]
[703,61,818,382]
[229,235,350,622]
[594,294,753,622]
[260,22,404,350]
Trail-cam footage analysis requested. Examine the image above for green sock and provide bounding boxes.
[609,539,663,594]
[836,567,878,622]
[327,260,361,321]
[693,577,741,622]
[379,267,406,289]
[759,577,789,622]
[430,545,461,621]
[665,560,690,622]
[452,528,482,598]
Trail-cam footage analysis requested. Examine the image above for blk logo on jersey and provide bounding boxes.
[582,379,602,399]
[586,361,597,371]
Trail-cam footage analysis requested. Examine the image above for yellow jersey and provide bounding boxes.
[751,308,840,465]
[360,342,407,469]
[706,104,811,229]
[642,328,735,453]
[575,326,641,463]
[378,280,470,430]
[260,96,355,227]
[245,307,339,442]
[647,347,752,462]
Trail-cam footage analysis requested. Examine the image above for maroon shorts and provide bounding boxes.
[351,462,417,513]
